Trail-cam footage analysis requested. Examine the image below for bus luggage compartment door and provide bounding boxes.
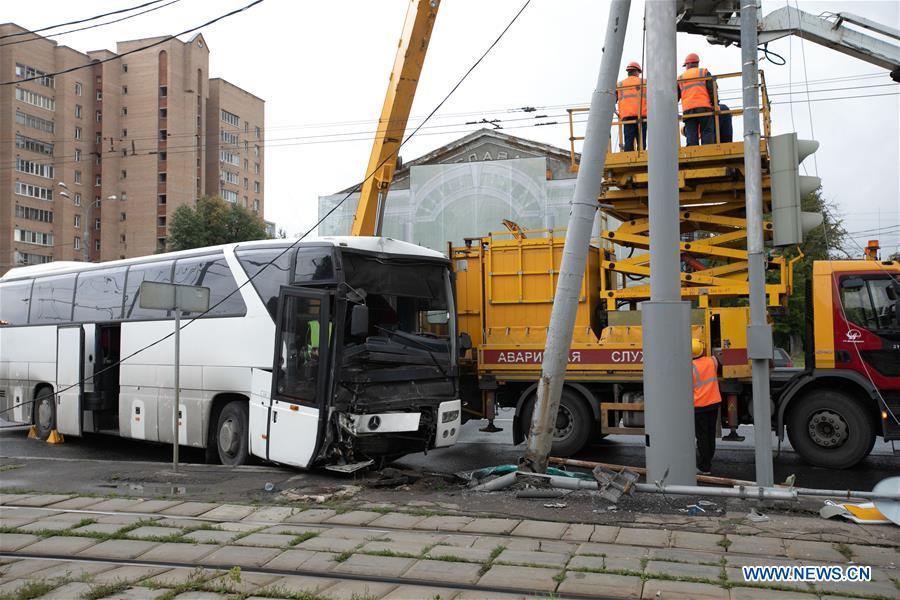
[56,324,95,435]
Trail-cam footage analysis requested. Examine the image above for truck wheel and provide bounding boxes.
[521,389,592,457]
[786,390,875,469]
[215,401,250,466]
[33,386,56,440]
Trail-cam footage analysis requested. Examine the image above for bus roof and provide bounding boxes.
[1,236,446,282]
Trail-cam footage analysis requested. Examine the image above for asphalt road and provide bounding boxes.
[1,410,896,492]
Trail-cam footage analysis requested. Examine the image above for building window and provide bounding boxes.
[121,106,127,116]
[243,177,248,190]
[255,126,261,140]
[159,108,167,118]
[15,158,54,179]
[95,132,102,144]
[221,130,238,145]
[254,144,260,157]
[120,192,128,201]
[120,212,126,221]
[220,170,239,185]
[244,140,249,152]
[15,88,55,111]
[122,64,128,72]
[74,193,81,206]
[75,104,82,118]
[95,110,102,123]
[253,181,260,193]
[74,215,81,228]
[74,148,82,162]
[253,199,260,212]
[95,196,101,208]
[74,171,82,184]
[254,162,260,175]
[74,126,82,140]
[15,205,53,223]
[15,63,55,87]
[221,110,240,127]
[122,85,128,95]
[122,128,127,137]
[244,121,249,133]
[222,189,238,203]
[243,159,249,170]
[95,240,101,251]
[15,134,53,156]
[243,196,248,207]
[121,170,127,180]
[95,175,101,186]
[14,228,54,246]
[74,237,81,250]
[158,172,167,183]
[95,218,101,230]
[158,194,167,205]
[159,86,167,97]
[159,151,167,161]
[75,81,83,96]
[157,216,166,227]
[220,151,239,166]
[159,129,167,140]
[15,182,53,200]
[16,110,54,133]
[96,90,102,101]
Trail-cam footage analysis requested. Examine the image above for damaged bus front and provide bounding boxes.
[241,237,461,470]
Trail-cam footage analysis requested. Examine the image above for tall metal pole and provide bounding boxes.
[520,0,631,474]
[741,0,775,487]
[641,0,696,486]
[173,308,180,472]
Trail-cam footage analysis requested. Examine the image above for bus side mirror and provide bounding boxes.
[350,304,369,337]
[458,332,473,357]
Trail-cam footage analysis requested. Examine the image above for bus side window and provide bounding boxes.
[29,274,76,324]
[275,295,322,403]
[73,267,127,322]
[124,261,174,320]
[174,254,246,317]
[0,280,34,325]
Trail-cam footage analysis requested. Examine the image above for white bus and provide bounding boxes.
[0,237,462,468]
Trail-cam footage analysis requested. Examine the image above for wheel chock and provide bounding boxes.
[46,430,65,444]
[27,425,39,439]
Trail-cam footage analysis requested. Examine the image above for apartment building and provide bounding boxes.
[0,24,265,274]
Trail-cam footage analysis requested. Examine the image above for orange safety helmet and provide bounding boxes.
[683,52,700,66]
[626,61,642,73]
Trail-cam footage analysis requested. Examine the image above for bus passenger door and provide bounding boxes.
[56,324,95,435]
[258,287,331,468]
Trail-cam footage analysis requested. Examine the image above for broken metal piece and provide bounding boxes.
[592,466,639,504]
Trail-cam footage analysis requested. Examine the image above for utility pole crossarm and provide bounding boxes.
[758,6,900,76]
[350,0,440,237]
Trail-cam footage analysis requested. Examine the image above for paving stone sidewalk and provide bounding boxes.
[0,493,896,599]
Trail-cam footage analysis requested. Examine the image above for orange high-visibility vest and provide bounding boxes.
[692,355,722,408]
[678,67,713,111]
[617,75,647,118]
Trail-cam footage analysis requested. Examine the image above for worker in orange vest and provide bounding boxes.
[616,62,648,152]
[692,339,722,474]
[677,53,718,146]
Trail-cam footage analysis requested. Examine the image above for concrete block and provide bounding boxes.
[127,526,183,539]
[85,498,146,512]
[403,559,484,585]
[168,592,227,599]
[332,553,416,578]
[28,560,115,581]
[645,560,722,580]
[95,515,153,525]
[671,531,726,552]
[360,540,429,557]
[323,510,383,526]
[509,520,568,540]
[315,579,396,599]
[425,545,494,562]
[725,534,786,556]
[242,506,298,523]
[590,525,621,543]
[259,575,337,595]
[785,540,849,563]
[138,542,219,563]
[567,555,605,571]
[261,524,326,536]
[145,567,221,587]
[202,545,282,567]
[90,565,169,584]
[126,500,184,514]
[215,521,259,532]
[16,519,79,532]
[649,547,724,564]
[576,542,649,559]
[845,544,899,568]
[604,558,644,573]
[205,572,279,594]
[73,523,124,535]
[729,587,816,600]
[80,539,160,559]
[368,512,427,530]
[460,518,519,535]
[160,502,221,517]
[641,578,727,599]
[285,508,337,524]
[18,535,98,555]
[197,504,257,521]
[455,592,525,600]
[100,586,170,599]
[434,534,477,547]
[183,530,236,544]
[477,564,560,592]
[561,523,595,542]
[34,581,93,599]
[495,549,569,568]
[413,515,475,532]
[536,539,576,554]
[295,536,360,553]
[0,534,39,552]
[232,533,296,547]
[262,549,318,570]
[320,527,386,540]
[616,527,670,548]
[381,585,460,599]
[45,497,105,510]
[12,494,73,507]
[0,559,64,579]
[559,571,643,598]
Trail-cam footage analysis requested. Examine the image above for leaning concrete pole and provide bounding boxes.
[740,0,775,487]
[520,0,631,473]
[641,0,696,486]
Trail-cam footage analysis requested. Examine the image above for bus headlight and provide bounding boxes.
[442,409,460,423]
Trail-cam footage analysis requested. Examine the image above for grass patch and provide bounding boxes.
[833,542,854,561]
[250,587,332,600]
[288,531,319,546]
[0,464,24,473]
[716,537,732,550]
[0,579,60,600]
[333,550,354,563]
[426,554,480,564]
[361,548,420,559]
[553,571,566,584]
[82,581,130,600]
[487,544,505,562]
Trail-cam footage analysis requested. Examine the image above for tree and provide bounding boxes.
[772,189,849,355]
[167,196,270,251]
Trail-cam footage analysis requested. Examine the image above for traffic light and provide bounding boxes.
[768,133,823,246]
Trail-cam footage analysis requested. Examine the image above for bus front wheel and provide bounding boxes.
[215,401,250,466]
[34,386,56,440]
[786,390,875,469]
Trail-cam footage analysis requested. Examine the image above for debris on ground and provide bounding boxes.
[592,465,639,504]
[279,484,361,503]
[820,500,891,525]
[543,502,567,508]
[746,507,769,522]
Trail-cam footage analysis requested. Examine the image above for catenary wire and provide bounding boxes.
[0,0,167,40]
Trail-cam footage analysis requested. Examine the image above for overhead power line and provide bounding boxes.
[0,0,167,40]
[1,0,265,86]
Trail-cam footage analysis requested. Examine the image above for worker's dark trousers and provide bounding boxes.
[684,107,715,146]
[694,405,719,472]
[622,118,647,151]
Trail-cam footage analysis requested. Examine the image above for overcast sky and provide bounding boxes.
[7,0,899,254]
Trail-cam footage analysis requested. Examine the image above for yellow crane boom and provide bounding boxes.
[350,0,440,236]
